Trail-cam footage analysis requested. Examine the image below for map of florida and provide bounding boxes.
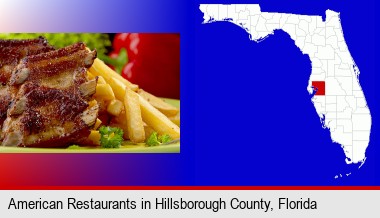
[200,4,372,165]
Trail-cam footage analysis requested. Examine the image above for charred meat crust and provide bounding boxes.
[0,36,49,47]
[0,37,55,128]
[10,43,97,85]
[0,37,54,83]
[18,87,89,122]
[1,40,98,147]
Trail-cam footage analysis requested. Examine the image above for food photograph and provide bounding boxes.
[0,33,180,153]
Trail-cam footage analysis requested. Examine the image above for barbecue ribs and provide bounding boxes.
[0,40,98,147]
[0,37,54,127]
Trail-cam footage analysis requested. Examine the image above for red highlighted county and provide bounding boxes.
[312,81,325,95]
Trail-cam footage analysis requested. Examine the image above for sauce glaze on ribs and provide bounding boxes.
[1,42,98,147]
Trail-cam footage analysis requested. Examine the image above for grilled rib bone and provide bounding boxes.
[79,78,98,99]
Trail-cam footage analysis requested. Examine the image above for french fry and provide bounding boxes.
[110,111,130,139]
[94,118,102,130]
[89,58,112,80]
[106,76,180,139]
[107,99,123,116]
[88,99,98,108]
[90,57,180,141]
[124,88,145,143]
[143,124,155,140]
[139,96,180,139]
[94,84,115,101]
[108,77,127,101]
[168,111,180,127]
[87,71,95,80]
[89,58,138,91]
[138,89,179,116]
[88,130,101,146]
[97,76,107,84]
[94,97,108,113]
[122,78,139,92]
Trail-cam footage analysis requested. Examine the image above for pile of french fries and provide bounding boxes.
[86,58,180,145]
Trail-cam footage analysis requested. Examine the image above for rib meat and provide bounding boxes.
[0,37,54,126]
[0,37,54,83]
[1,42,98,147]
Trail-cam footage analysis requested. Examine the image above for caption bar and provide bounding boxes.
[0,190,378,217]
